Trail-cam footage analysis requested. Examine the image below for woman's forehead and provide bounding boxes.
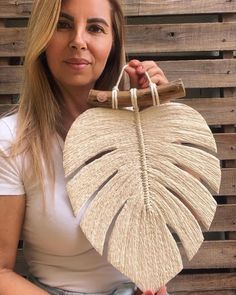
[60,0,112,14]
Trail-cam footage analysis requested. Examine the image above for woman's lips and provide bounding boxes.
[64,58,91,70]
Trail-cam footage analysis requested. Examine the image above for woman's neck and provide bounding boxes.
[58,84,93,140]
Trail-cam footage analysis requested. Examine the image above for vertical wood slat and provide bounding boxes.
[222,14,236,241]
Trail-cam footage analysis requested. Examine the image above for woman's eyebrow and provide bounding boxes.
[87,18,109,27]
[59,12,74,21]
[59,13,109,27]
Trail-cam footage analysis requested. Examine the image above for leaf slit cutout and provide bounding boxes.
[197,178,215,196]
[149,161,216,229]
[165,186,203,228]
[66,148,116,181]
[175,163,216,195]
[178,142,217,157]
[174,163,201,183]
[76,170,118,223]
[85,148,117,165]
[166,225,180,242]
[134,111,151,211]
[163,170,212,229]
[102,200,128,257]
[150,187,203,259]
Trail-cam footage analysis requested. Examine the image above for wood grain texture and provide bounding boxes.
[214,133,236,160]
[88,79,185,107]
[0,28,26,57]
[1,0,236,18]
[168,272,236,292]
[209,204,236,232]
[181,98,236,126]
[2,60,236,94]
[125,23,236,53]
[0,66,22,94]
[2,23,236,56]
[220,168,236,196]
[181,241,236,269]
[158,59,236,88]
[123,0,236,16]
[0,1,32,18]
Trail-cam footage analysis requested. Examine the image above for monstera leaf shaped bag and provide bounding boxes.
[63,66,221,292]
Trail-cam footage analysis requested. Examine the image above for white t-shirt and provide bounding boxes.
[0,114,130,292]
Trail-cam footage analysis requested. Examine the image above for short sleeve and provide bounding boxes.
[0,116,25,195]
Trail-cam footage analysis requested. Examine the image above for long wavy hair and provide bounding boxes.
[11,0,126,194]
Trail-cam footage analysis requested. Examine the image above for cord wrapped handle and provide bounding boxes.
[112,65,160,110]
[87,80,186,109]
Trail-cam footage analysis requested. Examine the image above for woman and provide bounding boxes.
[0,0,168,294]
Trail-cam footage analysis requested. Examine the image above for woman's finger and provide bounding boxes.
[155,286,167,295]
[137,62,168,87]
[142,286,167,295]
[125,59,168,88]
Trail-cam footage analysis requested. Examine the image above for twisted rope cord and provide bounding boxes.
[130,88,139,111]
[130,86,151,210]
[112,65,128,109]
[112,87,119,109]
[145,72,160,106]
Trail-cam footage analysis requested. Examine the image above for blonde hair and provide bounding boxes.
[10,0,126,194]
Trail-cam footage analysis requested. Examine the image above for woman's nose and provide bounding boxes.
[69,30,87,50]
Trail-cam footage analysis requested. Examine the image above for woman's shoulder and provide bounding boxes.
[0,113,18,141]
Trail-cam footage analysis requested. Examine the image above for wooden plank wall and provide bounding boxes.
[0,0,236,294]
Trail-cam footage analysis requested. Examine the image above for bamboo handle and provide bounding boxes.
[88,79,186,108]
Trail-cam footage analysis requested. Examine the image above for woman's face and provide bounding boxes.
[45,0,113,91]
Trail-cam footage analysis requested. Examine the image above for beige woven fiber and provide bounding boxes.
[63,102,221,292]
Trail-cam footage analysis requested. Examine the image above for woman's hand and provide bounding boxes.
[136,286,167,295]
[144,287,167,295]
[125,59,168,89]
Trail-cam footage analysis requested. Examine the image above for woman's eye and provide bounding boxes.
[57,20,72,30]
[88,24,105,34]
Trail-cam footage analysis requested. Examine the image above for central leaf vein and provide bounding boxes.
[134,111,151,211]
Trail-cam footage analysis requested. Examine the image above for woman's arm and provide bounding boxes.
[0,196,49,295]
